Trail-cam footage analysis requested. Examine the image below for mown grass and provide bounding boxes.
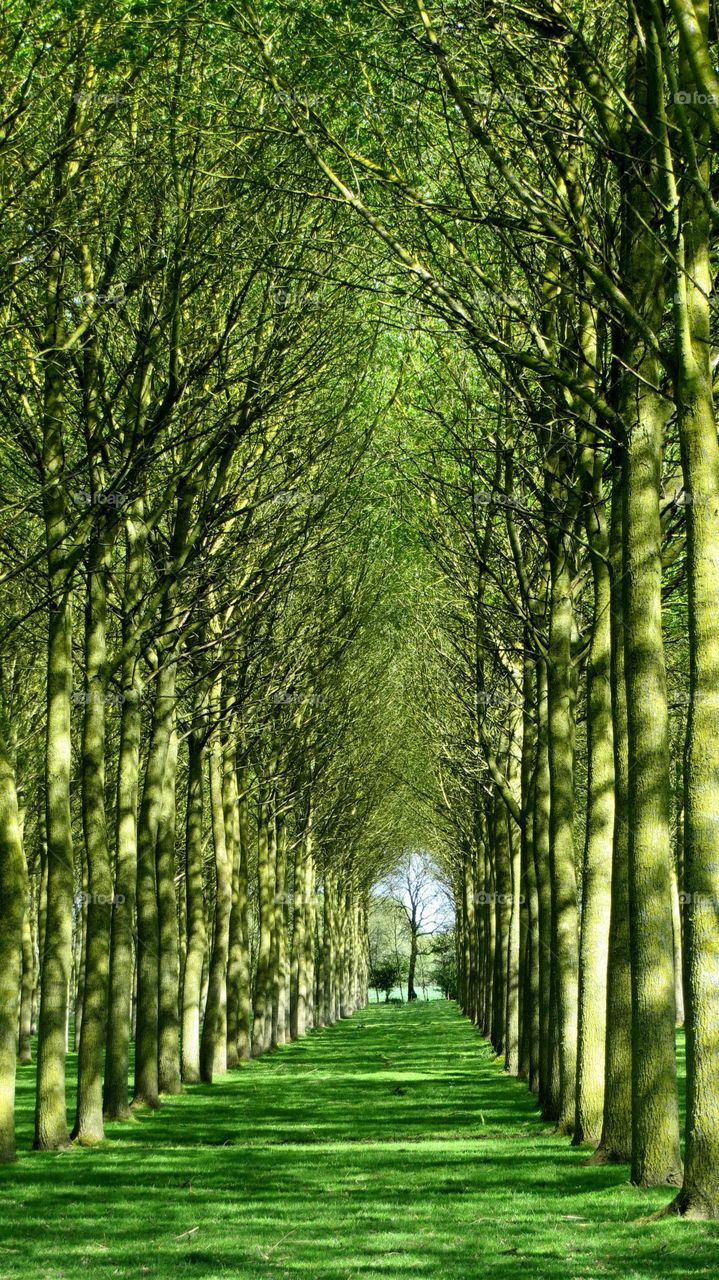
[1,1002,716,1279]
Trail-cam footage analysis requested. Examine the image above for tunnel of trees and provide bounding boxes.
[1,0,719,1251]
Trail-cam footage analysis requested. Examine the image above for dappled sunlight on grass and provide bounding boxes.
[0,1004,716,1278]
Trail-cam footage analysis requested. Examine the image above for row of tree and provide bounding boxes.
[0,5,422,1162]
[3,0,719,1227]
[238,0,719,1221]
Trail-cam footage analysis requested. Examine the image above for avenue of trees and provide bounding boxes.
[235,0,719,1219]
[2,0,719,1228]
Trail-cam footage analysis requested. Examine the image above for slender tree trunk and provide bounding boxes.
[133,659,176,1108]
[533,655,553,1115]
[619,19,681,1176]
[290,811,312,1039]
[104,501,145,1120]
[18,909,34,1066]
[574,459,614,1145]
[303,855,316,1031]
[225,745,244,1068]
[519,645,538,1088]
[182,724,206,1083]
[492,791,510,1056]
[35,311,74,1149]
[157,730,181,1094]
[200,691,233,1082]
[670,857,684,1027]
[547,532,579,1133]
[271,813,289,1045]
[407,910,418,1003]
[669,14,719,1212]
[595,461,633,1163]
[252,782,273,1056]
[505,711,522,1075]
[0,733,27,1162]
[235,765,252,1060]
[74,848,87,1052]
[73,529,113,1143]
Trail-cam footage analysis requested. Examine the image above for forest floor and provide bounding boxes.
[1,1001,717,1279]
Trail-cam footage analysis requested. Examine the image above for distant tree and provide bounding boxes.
[380,852,450,1001]
[430,932,457,1001]
[369,959,403,1003]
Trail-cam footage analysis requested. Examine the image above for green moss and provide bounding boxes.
[1,1005,715,1278]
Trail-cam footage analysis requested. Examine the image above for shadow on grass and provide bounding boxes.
[1,1004,715,1280]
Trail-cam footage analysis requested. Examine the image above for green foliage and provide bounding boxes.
[368,957,404,1000]
[429,930,457,1001]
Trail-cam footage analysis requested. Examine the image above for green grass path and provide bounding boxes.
[1,1001,717,1279]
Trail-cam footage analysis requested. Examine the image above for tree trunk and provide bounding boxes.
[225,746,244,1068]
[0,734,27,1162]
[547,533,579,1133]
[669,13,719,1212]
[574,457,614,1145]
[73,530,113,1143]
[157,730,181,1094]
[271,813,289,1045]
[533,655,553,1115]
[251,782,273,1055]
[619,19,681,1178]
[595,461,633,1163]
[133,659,176,1108]
[200,701,233,1082]
[104,501,145,1121]
[181,724,206,1084]
[35,380,74,1151]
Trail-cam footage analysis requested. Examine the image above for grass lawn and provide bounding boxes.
[1,1002,716,1279]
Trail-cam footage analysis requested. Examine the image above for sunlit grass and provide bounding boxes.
[0,1004,715,1279]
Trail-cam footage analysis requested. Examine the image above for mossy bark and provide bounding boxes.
[574,454,614,1145]
[0,734,27,1162]
[547,535,579,1133]
[669,9,719,1213]
[181,724,206,1084]
[200,696,233,1082]
[225,749,246,1067]
[73,530,113,1143]
[595,464,633,1164]
[157,730,181,1095]
[252,783,274,1055]
[619,13,681,1183]
[133,659,176,1108]
[35,273,74,1149]
[104,501,145,1121]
